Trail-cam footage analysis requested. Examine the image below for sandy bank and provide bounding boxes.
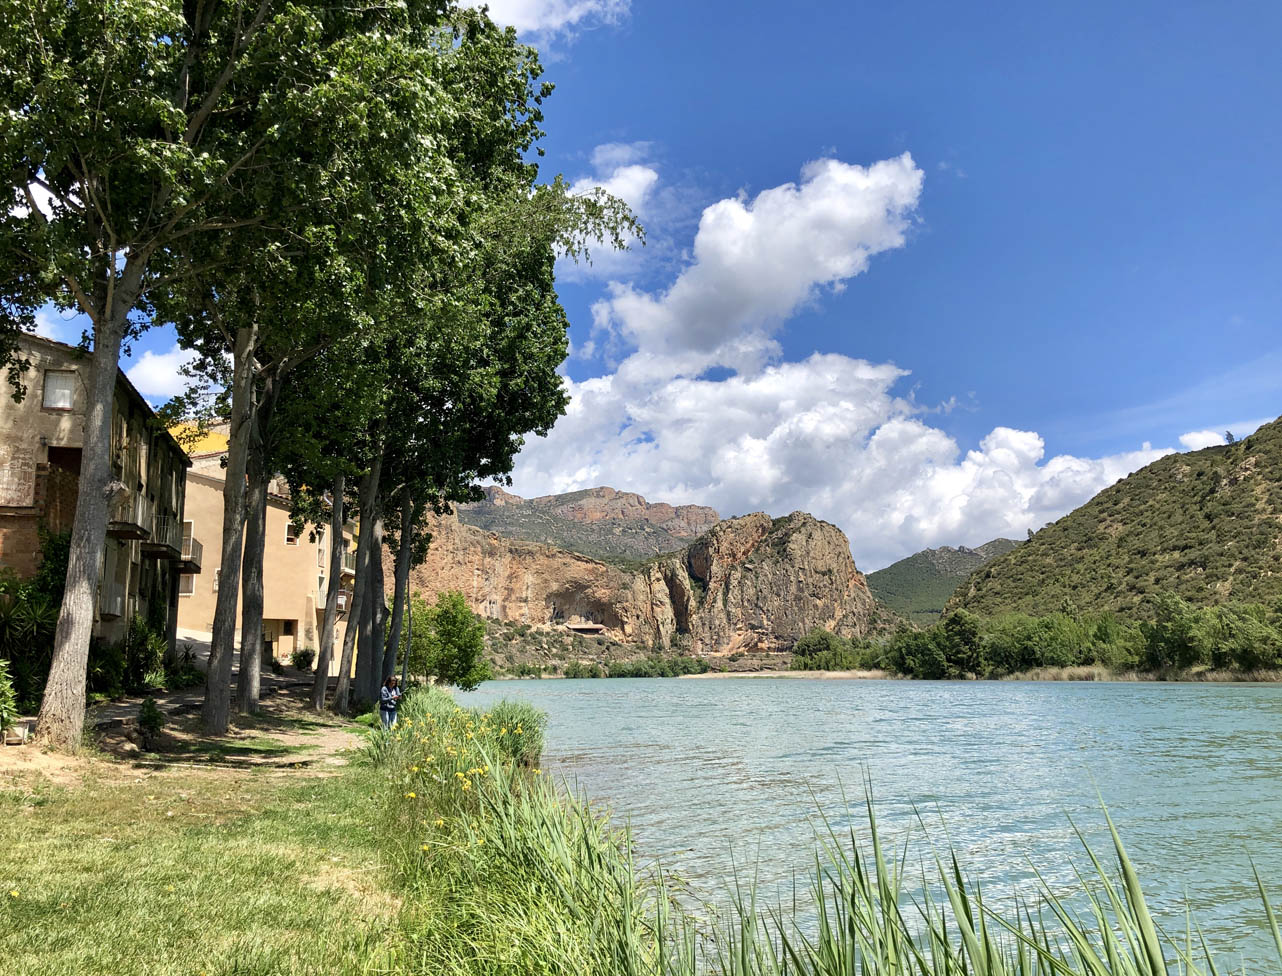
[680,668,892,680]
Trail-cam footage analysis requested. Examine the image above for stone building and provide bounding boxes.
[175,424,355,665]
[0,333,198,646]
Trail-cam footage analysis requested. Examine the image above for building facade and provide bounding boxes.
[176,434,354,664]
[0,334,197,646]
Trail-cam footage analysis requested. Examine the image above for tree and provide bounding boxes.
[792,627,848,659]
[402,591,490,691]
[1,0,458,748]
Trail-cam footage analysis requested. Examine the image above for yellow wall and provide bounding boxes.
[177,471,354,669]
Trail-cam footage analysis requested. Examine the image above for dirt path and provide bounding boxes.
[1,682,367,788]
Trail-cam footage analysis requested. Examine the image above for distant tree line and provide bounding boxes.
[791,593,1282,678]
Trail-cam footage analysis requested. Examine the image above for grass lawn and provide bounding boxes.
[0,696,398,976]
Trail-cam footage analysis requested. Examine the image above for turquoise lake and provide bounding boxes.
[458,676,1282,966]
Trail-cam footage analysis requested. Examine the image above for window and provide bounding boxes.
[213,569,221,592]
[283,620,295,637]
[179,574,195,596]
[316,527,326,567]
[318,574,326,595]
[42,370,76,410]
[285,522,298,546]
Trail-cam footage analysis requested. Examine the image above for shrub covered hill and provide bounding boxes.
[456,486,720,563]
[866,539,1020,626]
[950,416,1282,618]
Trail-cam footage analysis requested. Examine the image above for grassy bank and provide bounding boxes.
[5,688,1282,974]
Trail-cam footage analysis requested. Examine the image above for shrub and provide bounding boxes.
[123,615,167,693]
[0,659,16,736]
[164,645,203,689]
[0,590,58,710]
[137,697,165,749]
[88,637,126,697]
[290,647,316,671]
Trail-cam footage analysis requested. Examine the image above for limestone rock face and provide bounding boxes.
[408,507,894,656]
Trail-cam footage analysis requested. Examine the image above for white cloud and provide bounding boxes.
[1179,429,1226,451]
[125,343,198,402]
[511,354,1172,570]
[468,0,627,35]
[511,152,1177,570]
[590,153,924,374]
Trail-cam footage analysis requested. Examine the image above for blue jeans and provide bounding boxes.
[380,707,397,729]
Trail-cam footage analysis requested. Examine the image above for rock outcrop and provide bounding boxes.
[409,508,896,656]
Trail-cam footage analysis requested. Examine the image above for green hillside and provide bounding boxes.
[951,417,1282,617]
[867,539,1020,626]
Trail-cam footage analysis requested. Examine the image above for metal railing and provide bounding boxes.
[108,492,153,536]
[148,514,182,552]
[341,550,357,574]
[181,533,203,569]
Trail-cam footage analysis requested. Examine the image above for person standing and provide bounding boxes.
[379,675,402,729]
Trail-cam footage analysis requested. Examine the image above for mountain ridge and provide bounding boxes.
[866,538,1021,626]
[456,485,720,563]
[949,416,1282,617]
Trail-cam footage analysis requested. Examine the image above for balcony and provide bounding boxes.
[177,533,203,574]
[142,514,182,558]
[340,550,356,578]
[107,493,152,541]
[99,581,125,619]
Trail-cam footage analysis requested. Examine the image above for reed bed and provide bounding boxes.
[369,687,1282,976]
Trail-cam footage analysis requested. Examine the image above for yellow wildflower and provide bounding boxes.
[476,836,485,845]
[460,780,472,791]
[404,792,417,799]
[8,890,18,898]
[434,818,445,827]
[421,845,430,852]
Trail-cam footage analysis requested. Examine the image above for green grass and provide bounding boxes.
[0,762,396,975]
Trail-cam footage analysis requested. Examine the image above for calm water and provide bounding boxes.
[458,677,1282,965]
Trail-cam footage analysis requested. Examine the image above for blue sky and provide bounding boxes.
[39,0,1281,568]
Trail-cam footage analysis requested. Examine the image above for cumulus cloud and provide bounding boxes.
[588,153,924,375]
[125,343,198,403]
[511,352,1172,569]
[1179,429,1227,451]
[512,152,1179,568]
[468,0,627,36]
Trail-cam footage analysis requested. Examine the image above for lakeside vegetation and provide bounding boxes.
[7,687,1282,974]
[791,593,1282,679]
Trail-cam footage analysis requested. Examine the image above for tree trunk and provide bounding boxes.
[384,493,414,682]
[371,518,390,700]
[35,315,130,751]
[312,472,345,711]
[236,472,268,714]
[354,515,384,706]
[332,448,382,713]
[235,372,279,715]
[400,591,413,688]
[202,323,258,734]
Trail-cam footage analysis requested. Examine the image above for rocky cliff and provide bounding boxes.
[456,486,720,563]
[410,508,896,656]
